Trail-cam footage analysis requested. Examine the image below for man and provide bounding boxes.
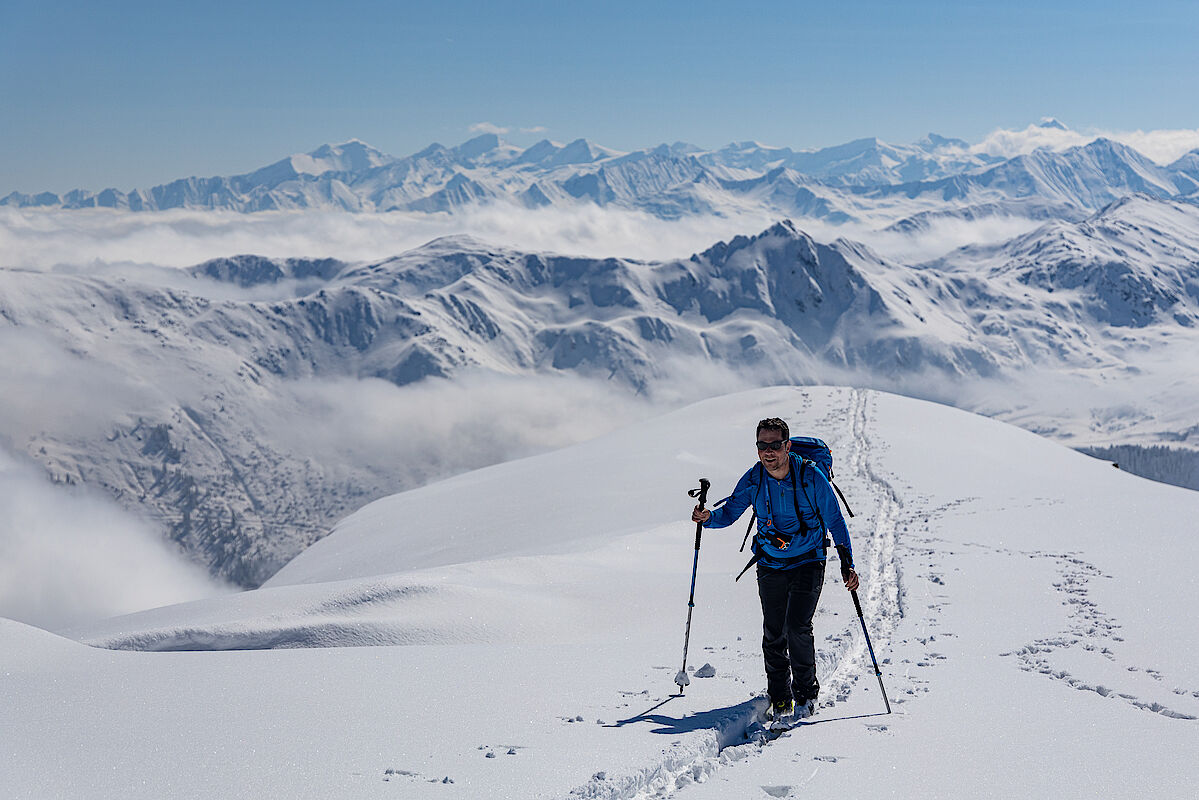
[692,417,858,723]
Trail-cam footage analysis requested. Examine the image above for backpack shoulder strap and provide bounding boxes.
[790,458,813,532]
[739,462,764,553]
[796,458,827,536]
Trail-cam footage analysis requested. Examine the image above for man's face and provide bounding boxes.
[756,428,790,473]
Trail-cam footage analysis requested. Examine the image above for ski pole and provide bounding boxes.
[850,589,892,714]
[675,477,710,694]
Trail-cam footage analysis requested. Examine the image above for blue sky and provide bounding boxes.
[3,0,1198,192]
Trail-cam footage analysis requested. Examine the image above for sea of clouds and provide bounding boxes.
[0,200,1045,282]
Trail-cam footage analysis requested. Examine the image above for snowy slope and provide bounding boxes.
[10,386,1194,800]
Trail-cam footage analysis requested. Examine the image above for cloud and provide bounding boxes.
[0,447,226,632]
[847,215,1046,265]
[521,126,548,134]
[0,327,159,438]
[0,204,781,271]
[971,121,1092,159]
[1103,128,1199,165]
[469,122,510,135]
[0,199,1055,292]
[260,371,667,485]
[971,120,1199,165]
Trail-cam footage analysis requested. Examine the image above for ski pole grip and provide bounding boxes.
[851,589,865,618]
[688,478,710,550]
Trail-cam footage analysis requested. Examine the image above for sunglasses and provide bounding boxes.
[756,440,787,451]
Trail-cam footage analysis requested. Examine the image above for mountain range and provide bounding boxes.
[7,121,1199,229]
[3,193,1197,586]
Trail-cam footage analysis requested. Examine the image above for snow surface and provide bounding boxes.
[7,386,1197,799]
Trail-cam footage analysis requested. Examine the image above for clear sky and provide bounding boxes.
[3,0,1198,193]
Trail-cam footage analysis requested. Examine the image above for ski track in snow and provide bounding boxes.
[567,389,908,799]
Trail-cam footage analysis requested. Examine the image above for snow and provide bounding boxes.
[7,386,1197,799]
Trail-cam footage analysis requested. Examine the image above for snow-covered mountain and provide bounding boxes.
[3,197,1198,587]
[8,387,1195,799]
[8,125,1199,227]
[930,194,1199,328]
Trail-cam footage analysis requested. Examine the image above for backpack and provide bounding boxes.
[786,436,854,517]
[733,436,855,580]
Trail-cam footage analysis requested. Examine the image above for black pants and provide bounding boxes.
[757,560,824,704]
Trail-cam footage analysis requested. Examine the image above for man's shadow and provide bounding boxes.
[607,694,889,734]
[606,695,759,734]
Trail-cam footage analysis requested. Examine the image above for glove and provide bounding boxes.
[836,545,854,582]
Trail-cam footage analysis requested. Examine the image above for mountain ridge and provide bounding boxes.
[8,128,1198,227]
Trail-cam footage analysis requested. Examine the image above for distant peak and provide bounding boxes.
[549,138,609,165]
[1094,192,1167,217]
[765,219,800,237]
[917,132,969,151]
[693,219,818,266]
[308,139,383,156]
[412,233,492,252]
[290,140,391,175]
[414,142,448,159]
[514,139,561,163]
[454,133,503,159]
[1078,137,1148,161]
[1037,117,1070,131]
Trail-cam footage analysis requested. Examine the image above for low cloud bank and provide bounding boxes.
[0,202,1044,284]
[853,216,1044,265]
[0,328,159,439]
[261,359,760,492]
[0,204,779,273]
[0,447,227,633]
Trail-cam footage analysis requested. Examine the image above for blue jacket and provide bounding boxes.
[704,452,852,570]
